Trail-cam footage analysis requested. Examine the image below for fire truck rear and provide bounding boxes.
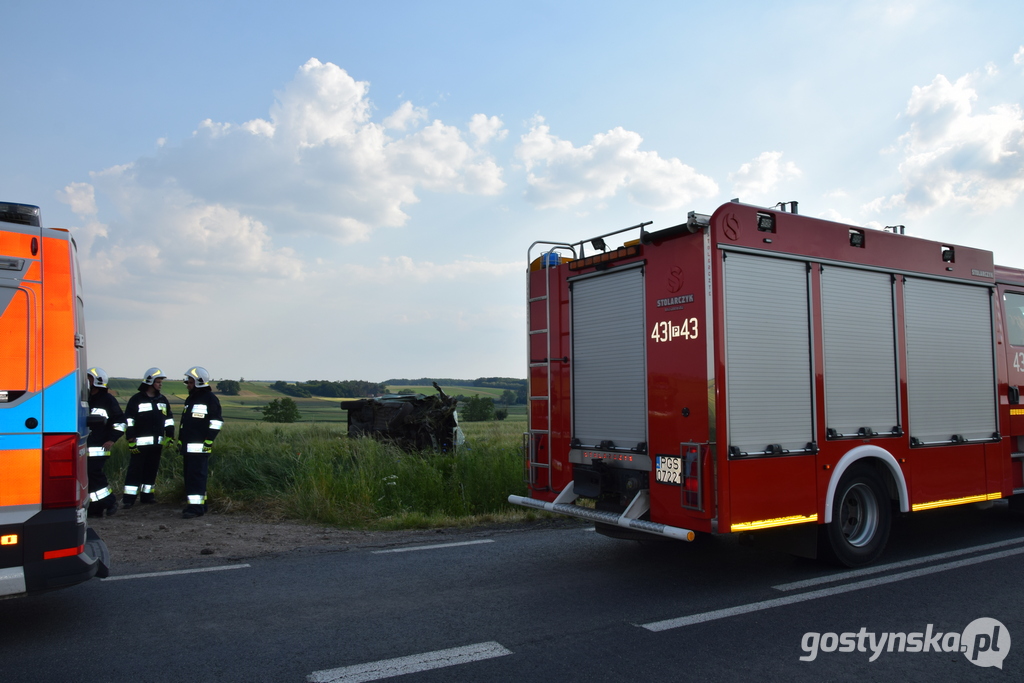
[1,202,109,598]
[510,200,1024,566]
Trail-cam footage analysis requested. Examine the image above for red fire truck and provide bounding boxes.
[1,202,109,598]
[509,200,1024,566]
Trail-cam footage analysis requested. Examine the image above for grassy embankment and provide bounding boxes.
[102,380,533,529]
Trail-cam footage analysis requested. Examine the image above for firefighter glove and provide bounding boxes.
[164,438,178,450]
[203,440,214,453]
[128,442,140,456]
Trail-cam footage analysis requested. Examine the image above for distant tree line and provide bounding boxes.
[270,379,386,398]
[386,377,527,404]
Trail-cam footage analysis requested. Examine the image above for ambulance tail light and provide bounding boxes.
[42,434,86,509]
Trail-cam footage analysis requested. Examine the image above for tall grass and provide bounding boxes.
[104,421,530,529]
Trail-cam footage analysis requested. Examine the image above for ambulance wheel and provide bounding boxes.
[823,466,890,567]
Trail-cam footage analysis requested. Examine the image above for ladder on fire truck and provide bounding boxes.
[525,242,576,491]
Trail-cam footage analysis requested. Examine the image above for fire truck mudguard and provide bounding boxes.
[515,201,1024,568]
[1,202,108,598]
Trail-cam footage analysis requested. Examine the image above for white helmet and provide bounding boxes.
[142,367,167,385]
[184,366,211,388]
[87,367,109,388]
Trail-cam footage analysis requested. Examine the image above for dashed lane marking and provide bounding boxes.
[307,641,513,682]
[101,563,251,581]
[371,539,494,554]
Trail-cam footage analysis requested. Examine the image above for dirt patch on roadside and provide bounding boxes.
[87,503,584,574]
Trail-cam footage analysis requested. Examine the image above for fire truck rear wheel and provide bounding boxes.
[823,466,891,567]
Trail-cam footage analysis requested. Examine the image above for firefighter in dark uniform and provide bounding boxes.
[121,367,176,509]
[87,367,126,517]
[179,366,223,519]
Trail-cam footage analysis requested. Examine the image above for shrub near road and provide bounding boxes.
[103,421,528,529]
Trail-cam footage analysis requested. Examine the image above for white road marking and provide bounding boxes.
[307,641,513,683]
[101,563,250,581]
[640,545,1024,632]
[773,536,1024,592]
[371,539,494,554]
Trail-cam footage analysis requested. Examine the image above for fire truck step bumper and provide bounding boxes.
[508,484,695,542]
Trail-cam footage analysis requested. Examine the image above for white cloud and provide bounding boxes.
[514,116,718,210]
[886,73,1024,215]
[1014,45,1024,66]
[125,58,506,242]
[383,101,428,131]
[469,114,507,146]
[728,151,802,200]
[57,181,97,216]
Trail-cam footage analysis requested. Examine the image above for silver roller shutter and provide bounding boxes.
[904,277,996,444]
[724,252,813,455]
[571,266,647,450]
[821,267,899,437]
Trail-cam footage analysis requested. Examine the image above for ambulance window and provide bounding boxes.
[1006,292,1024,347]
[0,287,30,393]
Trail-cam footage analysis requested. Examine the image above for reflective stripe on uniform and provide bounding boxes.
[210,420,224,431]
[191,404,208,417]
[126,417,136,427]
[113,421,127,433]
[136,436,155,446]
[164,418,174,428]
[186,442,206,453]
[91,408,109,419]
[142,485,154,493]
[123,485,139,495]
[187,495,206,505]
[89,487,112,502]
[157,403,167,412]
[138,402,153,412]
[88,447,109,457]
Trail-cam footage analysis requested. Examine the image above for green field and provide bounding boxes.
[106,379,526,426]
[102,419,533,529]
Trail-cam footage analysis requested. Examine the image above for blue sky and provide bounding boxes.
[3,1,1023,382]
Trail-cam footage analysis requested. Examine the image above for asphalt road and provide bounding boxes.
[2,502,1023,682]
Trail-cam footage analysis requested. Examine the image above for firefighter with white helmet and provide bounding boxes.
[179,366,223,519]
[121,367,176,509]
[86,367,126,517]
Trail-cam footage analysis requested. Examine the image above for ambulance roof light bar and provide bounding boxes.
[0,202,42,227]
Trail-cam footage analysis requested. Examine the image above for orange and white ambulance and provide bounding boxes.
[1,201,108,597]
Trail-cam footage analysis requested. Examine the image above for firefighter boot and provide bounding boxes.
[102,495,118,517]
[182,505,204,519]
[140,492,156,505]
[121,495,136,510]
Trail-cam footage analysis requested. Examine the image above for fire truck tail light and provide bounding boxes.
[43,434,85,509]
[681,444,703,511]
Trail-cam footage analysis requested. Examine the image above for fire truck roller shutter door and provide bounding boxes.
[904,277,997,444]
[723,252,813,455]
[571,265,647,450]
[820,267,900,438]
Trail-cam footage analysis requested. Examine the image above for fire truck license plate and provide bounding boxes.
[655,455,681,485]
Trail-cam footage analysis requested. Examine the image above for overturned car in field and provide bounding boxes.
[344,382,465,452]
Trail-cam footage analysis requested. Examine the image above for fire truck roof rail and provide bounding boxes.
[573,220,652,258]
[528,240,577,265]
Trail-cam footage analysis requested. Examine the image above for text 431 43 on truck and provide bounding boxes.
[510,200,1024,567]
[1,202,109,598]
